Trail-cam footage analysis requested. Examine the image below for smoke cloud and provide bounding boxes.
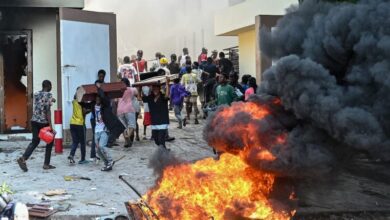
[205,0,390,177]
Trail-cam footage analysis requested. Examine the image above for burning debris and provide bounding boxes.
[139,0,390,219]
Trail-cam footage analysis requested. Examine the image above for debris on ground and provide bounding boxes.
[27,203,57,218]
[63,175,91,181]
[44,189,67,196]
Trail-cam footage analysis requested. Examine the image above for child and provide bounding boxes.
[93,83,125,171]
[142,79,170,149]
[170,78,189,128]
[68,91,88,164]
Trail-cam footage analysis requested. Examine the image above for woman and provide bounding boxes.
[245,77,257,101]
[117,78,138,148]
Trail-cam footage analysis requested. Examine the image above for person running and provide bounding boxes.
[216,73,237,106]
[17,80,56,172]
[93,83,125,171]
[170,78,189,129]
[181,66,200,125]
[117,78,138,148]
[245,77,257,101]
[142,79,171,150]
[68,90,88,164]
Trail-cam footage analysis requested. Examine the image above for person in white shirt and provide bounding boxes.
[118,56,139,85]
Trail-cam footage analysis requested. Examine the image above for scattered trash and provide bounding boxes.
[86,202,104,207]
[44,189,67,196]
[53,202,71,212]
[27,204,57,218]
[64,175,91,181]
[91,187,97,191]
[114,155,126,163]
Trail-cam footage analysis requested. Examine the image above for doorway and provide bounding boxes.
[0,31,32,133]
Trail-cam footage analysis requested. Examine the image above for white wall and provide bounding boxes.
[84,0,238,61]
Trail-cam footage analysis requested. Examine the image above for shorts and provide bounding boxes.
[118,112,136,129]
[143,112,151,126]
[184,96,198,104]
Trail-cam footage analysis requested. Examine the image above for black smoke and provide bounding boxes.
[205,0,390,177]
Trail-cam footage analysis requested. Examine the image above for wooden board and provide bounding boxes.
[76,82,126,102]
[132,74,179,87]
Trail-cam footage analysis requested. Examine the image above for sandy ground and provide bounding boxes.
[0,113,214,219]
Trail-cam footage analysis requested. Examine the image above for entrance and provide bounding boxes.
[0,31,32,133]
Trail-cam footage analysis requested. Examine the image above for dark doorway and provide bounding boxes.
[0,31,32,133]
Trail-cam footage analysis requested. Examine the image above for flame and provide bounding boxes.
[145,154,290,220]
[143,101,294,220]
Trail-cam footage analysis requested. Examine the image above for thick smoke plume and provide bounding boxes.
[205,0,390,177]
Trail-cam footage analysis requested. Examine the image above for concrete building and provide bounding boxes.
[215,0,298,80]
[0,0,116,140]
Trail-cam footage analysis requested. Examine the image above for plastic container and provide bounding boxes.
[38,127,55,144]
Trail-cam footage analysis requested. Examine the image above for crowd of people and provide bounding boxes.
[16,47,258,173]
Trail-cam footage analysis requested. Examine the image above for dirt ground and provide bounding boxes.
[0,113,214,219]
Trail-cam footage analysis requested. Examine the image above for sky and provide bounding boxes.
[84,0,238,61]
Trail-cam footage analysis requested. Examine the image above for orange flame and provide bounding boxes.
[144,101,294,220]
[145,154,290,220]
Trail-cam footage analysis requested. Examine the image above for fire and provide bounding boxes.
[145,154,290,220]
[143,101,294,219]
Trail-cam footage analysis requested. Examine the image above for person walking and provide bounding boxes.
[117,78,138,148]
[142,86,152,140]
[181,66,200,125]
[17,80,56,172]
[170,78,189,129]
[142,79,171,150]
[168,54,180,75]
[67,90,88,164]
[93,83,125,171]
[118,56,139,86]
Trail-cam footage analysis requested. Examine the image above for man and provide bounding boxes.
[216,73,237,106]
[118,56,139,86]
[178,48,191,67]
[142,79,171,150]
[181,66,200,125]
[96,69,106,84]
[157,57,171,76]
[218,52,233,74]
[168,54,180,75]
[17,80,56,172]
[203,57,219,105]
[211,50,219,66]
[229,72,245,98]
[133,50,148,73]
[150,52,163,71]
[198,47,208,64]
[94,83,125,171]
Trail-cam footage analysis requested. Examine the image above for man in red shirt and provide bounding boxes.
[133,50,148,73]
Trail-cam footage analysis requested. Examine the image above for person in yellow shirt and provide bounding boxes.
[68,91,88,164]
[181,66,200,124]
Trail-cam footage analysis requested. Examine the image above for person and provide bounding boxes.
[211,50,219,66]
[203,57,219,106]
[90,69,107,161]
[118,56,139,86]
[218,52,233,74]
[157,57,171,76]
[193,62,206,117]
[216,73,237,106]
[245,77,257,101]
[142,79,171,150]
[133,50,148,73]
[117,78,138,148]
[170,78,189,128]
[150,52,163,71]
[179,48,191,67]
[141,86,151,140]
[240,74,251,92]
[68,91,88,164]
[168,54,180,74]
[93,83,125,171]
[198,47,208,64]
[181,66,200,125]
[229,72,245,98]
[17,80,56,172]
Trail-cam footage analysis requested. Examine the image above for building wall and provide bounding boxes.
[0,8,58,111]
[238,29,256,77]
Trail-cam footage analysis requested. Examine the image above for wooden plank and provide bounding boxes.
[76,82,126,102]
[132,74,178,87]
